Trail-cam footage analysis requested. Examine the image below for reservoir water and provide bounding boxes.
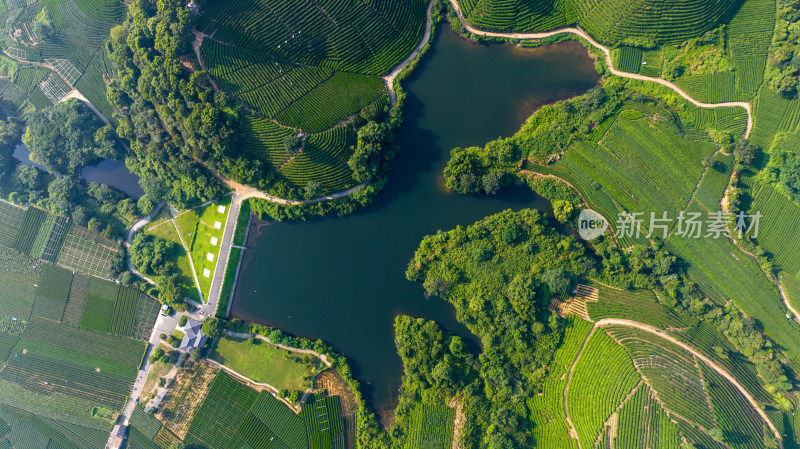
[231,27,600,416]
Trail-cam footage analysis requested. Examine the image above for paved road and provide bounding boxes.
[105,312,177,448]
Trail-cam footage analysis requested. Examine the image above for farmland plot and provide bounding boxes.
[56,224,118,278]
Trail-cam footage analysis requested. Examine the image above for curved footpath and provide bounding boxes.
[125,201,165,285]
[563,318,783,447]
[225,329,333,367]
[382,0,436,107]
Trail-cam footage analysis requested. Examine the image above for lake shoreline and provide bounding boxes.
[230,26,599,414]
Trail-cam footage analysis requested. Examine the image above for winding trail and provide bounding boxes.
[382,0,435,107]
[220,175,368,206]
[224,330,333,367]
[563,318,783,447]
[125,201,165,285]
[444,0,753,139]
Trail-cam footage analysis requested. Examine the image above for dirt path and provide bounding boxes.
[444,0,753,139]
[219,174,368,206]
[567,319,784,447]
[382,0,435,107]
[562,325,596,449]
[714,172,800,326]
[144,352,186,411]
[727,232,800,325]
[204,358,301,412]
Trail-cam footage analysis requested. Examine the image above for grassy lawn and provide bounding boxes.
[140,358,173,400]
[174,196,231,302]
[233,200,251,246]
[210,335,319,391]
[145,218,201,303]
[216,247,241,318]
[144,208,172,232]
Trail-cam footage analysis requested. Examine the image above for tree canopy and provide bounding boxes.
[348,121,390,183]
[129,232,177,275]
[107,0,233,208]
[24,99,121,175]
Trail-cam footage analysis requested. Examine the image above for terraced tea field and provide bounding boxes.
[196,0,427,194]
[526,104,717,247]
[404,404,455,449]
[0,0,124,116]
[0,317,147,434]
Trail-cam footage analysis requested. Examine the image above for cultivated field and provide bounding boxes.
[0,316,147,438]
[196,0,426,194]
[404,404,456,449]
[527,104,717,247]
[457,0,741,44]
[56,224,118,278]
[0,0,124,115]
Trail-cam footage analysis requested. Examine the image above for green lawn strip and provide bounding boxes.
[145,219,201,303]
[174,198,230,302]
[216,247,241,318]
[210,335,316,391]
[233,200,251,246]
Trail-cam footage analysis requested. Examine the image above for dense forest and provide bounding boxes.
[106,0,232,211]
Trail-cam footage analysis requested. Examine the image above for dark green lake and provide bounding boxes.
[232,27,599,416]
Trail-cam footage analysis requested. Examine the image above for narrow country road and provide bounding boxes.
[125,201,165,285]
[382,0,436,107]
[63,90,110,126]
[105,311,178,448]
[563,318,783,447]
[76,0,752,212]
[221,176,368,206]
